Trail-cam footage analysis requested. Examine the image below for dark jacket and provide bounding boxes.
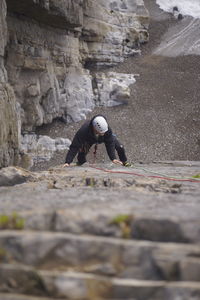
[65,115,116,164]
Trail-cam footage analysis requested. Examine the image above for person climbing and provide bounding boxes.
[63,115,131,167]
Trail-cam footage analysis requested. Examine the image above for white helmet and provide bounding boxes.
[92,116,108,134]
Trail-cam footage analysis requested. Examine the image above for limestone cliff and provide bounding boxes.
[0,0,19,168]
[0,0,149,168]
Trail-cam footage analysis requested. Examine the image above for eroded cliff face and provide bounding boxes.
[0,0,149,168]
[0,0,19,168]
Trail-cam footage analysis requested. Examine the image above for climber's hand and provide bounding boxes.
[63,163,70,167]
[112,159,123,165]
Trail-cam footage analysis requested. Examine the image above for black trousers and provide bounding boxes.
[77,135,127,165]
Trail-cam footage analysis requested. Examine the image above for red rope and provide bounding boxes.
[92,144,98,164]
[89,165,200,183]
[90,144,199,183]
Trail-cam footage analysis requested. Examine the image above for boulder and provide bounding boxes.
[0,167,34,187]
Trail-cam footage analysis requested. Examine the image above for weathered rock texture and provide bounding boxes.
[0,0,19,168]
[0,0,149,168]
[0,162,200,299]
[154,17,200,57]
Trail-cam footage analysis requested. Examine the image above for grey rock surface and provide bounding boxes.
[32,0,200,171]
[0,0,7,58]
[0,0,148,168]
[0,294,64,300]
[0,233,200,298]
[20,133,71,165]
[4,0,148,132]
[1,1,200,298]
[154,17,200,57]
[0,0,20,169]
[0,166,35,187]
[1,262,200,299]
[94,72,136,106]
[0,162,200,241]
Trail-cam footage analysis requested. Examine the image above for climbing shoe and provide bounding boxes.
[123,162,133,167]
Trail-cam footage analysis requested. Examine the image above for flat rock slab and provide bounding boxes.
[0,162,199,217]
[0,162,200,243]
[0,231,200,281]
[0,167,35,187]
[0,162,200,300]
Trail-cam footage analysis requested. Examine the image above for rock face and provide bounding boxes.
[0,0,149,167]
[154,17,200,57]
[94,72,136,106]
[20,133,71,166]
[5,0,148,131]
[82,0,149,66]
[0,0,19,168]
[0,162,200,299]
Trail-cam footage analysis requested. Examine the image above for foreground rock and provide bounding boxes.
[0,162,200,241]
[0,295,63,300]
[154,17,200,57]
[0,0,19,168]
[0,161,200,299]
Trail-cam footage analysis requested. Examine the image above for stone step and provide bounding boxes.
[0,293,64,300]
[0,264,200,300]
[0,231,200,281]
[7,208,200,243]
